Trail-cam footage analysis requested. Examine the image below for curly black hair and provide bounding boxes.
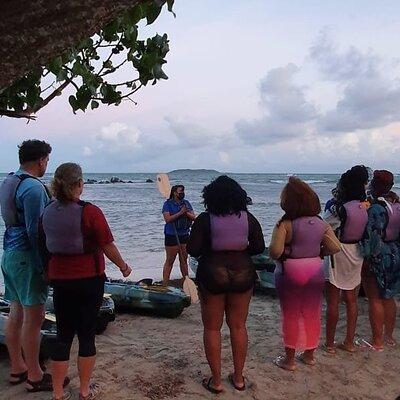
[336,165,368,205]
[18,140,52,164]
[202,175,248,215]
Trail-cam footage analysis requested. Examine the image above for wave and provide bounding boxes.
[270,179,328,184]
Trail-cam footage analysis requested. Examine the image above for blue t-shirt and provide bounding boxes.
[162,199,193,236]
[3,169,50,257]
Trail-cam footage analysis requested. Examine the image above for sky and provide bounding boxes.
[1,0,400,173]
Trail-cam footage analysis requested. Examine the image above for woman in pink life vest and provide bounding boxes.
[324,165,369,354]
[269,177,340,371]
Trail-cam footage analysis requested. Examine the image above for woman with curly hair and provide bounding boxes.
[187,175,264,394]
[269,177,340,371]
[360,170,400,350]
[324,165,369,354]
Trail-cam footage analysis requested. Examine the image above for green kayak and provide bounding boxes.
[104,279,191,318]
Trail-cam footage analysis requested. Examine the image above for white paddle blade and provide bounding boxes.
[183,276,199,303]
[156,173,171,199]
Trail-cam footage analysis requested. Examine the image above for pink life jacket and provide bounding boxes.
[287,216,326,259]
[384,202,400,242]
[210,212,248,251]
[339,200,368,243]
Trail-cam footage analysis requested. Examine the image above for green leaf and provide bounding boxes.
[68,95,79,113]
[91,100,99,109]
[47,56,63,75]
[103,60,113,69]
[127,6,142,25]
[146,4,162,25]
[26,85,40,108]
[167,0,176,17]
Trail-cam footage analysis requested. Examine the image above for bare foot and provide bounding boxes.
[274,355,296,371]
[296,352,316,366]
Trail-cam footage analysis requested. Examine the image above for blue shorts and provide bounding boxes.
[1,250,48,306]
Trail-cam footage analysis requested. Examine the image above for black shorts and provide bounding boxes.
[165,234,189,247]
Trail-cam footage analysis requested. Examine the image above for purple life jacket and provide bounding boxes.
[287,216,326,259]
[41,200,97,255]
[384,202,400,242]
[338,200,368,243]
[210,212,248,251]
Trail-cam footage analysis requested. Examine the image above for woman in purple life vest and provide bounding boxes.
[187,176,265,394]
[323,165,369,354]
[269,177,340,371]
[360,170,400,350]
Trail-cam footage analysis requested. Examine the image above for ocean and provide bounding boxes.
[0,170,376,284]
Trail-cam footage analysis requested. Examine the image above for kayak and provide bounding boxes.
[45,292,116,334]
[104,279,191,318]
[190,249,276,290]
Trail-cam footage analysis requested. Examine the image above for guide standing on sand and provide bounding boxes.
[162,184,195,286]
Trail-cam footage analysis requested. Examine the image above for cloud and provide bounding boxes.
[218,151,230,164]
[311,32,400,133]
[235,64,317,145]
[309,30,381,82]
[164,116,219,148]
[83,146,93,157]
[95,122,141,152]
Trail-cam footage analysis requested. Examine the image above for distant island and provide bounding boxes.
[168,169,220,174]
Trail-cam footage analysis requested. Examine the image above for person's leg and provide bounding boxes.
[225,289,252,388]
[383,298,397,345]
[22,304,46,383]
[341,288,358,351]
[5,302,27,379]
[325,282,340,350]
[77,277,104,397]
[163,245,178,286]
[362,270,384,349]
[178,243,189,278]
[201,290,226,391]
[51,284,76,399]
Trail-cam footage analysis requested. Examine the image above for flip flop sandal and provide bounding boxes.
[9,370,28,385]
[201,377,223,394]
[79,382,102,400]
[355,338,384,352]
[337,342,357,353]
[228,373,245,391]
[26,373,70,393]
[295,353,316,366]
[321,344,336,355]
[273,355,296,372]
[384,337,397,347]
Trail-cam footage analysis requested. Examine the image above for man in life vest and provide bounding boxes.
[0,140,54,391]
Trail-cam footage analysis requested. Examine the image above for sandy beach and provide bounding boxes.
[0,291,399,400]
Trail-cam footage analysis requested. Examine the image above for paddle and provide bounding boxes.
[156,173,199,303]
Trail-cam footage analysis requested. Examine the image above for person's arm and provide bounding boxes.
[162,200,187,223]
[187,213,207,257]
[184,201,196,221]
[268,221,288,260]
[89,205,132,277]
[102,243,131,277]
[247,212,265,255]
[321,224,341,256]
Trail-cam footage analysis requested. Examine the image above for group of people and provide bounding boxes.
[0,140,132,400]
[0,140,399,398]
[161,166,399,393]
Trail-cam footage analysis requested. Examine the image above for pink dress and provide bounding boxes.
[274,217,326,350]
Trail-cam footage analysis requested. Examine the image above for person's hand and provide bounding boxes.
[120,263,132,278]
[179,205,187,215]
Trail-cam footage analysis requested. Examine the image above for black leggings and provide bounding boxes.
[51,275,105,362]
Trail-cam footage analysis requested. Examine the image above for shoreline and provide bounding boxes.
[0,291,398,400]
